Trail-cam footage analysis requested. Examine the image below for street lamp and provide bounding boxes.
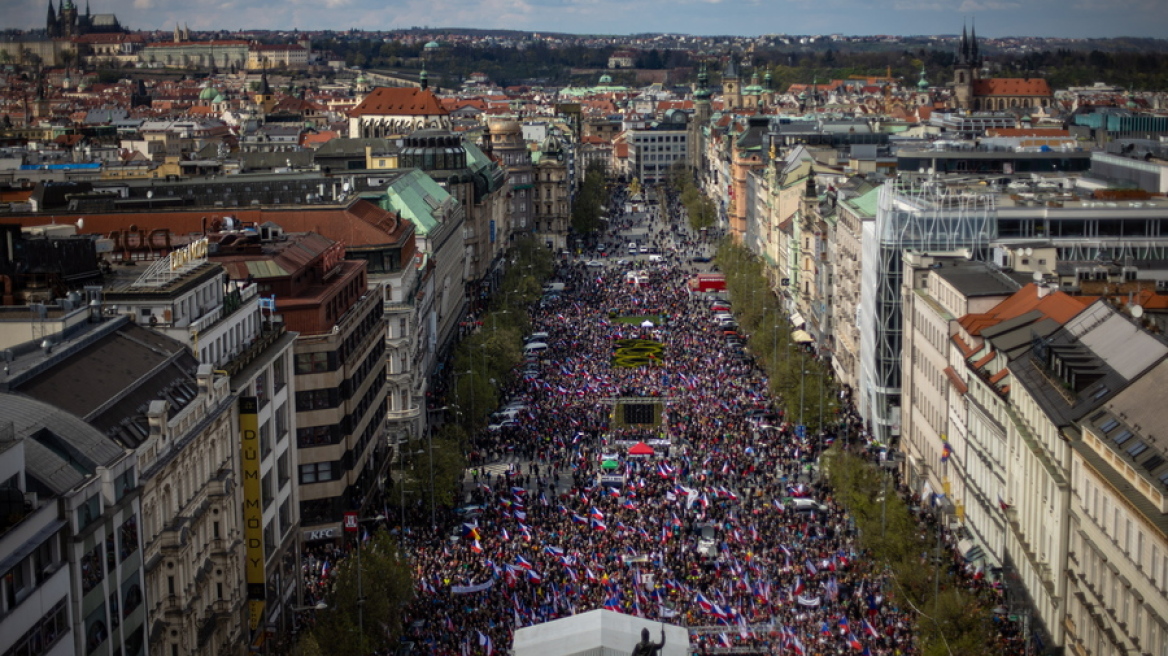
[426,406,450,531]
[353,513,385,653]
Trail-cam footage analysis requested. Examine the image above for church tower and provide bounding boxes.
[722,54,741,112]
[952,23,981,111]
[46,0,59,37]
[689,63,712,173]
[59,0,77,37]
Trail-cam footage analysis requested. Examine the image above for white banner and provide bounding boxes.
[796,594,822,607]
[451,578,497,595]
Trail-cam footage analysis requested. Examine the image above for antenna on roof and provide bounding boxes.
[1131,305,1144,319]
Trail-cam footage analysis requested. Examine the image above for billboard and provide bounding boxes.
[239,395,266,629]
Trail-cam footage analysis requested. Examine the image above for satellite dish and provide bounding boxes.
[1024,247,1033,256]
[342,182,351,193]
[1032,271,1043,282]
[76,217,84,230]
[1131,305,1145,319]
[147,190,153,199]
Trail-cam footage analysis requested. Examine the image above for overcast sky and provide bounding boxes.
[7,0,1167,38]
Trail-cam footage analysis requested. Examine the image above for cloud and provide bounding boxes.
[132,0,155,8]
[957,0,1021,11]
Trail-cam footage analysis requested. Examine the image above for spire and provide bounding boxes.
[961,24,969,64]
[85,0,90,17]
[419,69,428,90]
[970,21,979,64]
[46,0,57,35]
[804,168,817,199]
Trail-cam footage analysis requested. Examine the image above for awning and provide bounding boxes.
[957,539,986,562]
[628,442,654,456]
[790,312,805,327]
[792,330,815,344]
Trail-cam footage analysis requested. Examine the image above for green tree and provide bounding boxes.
[308,531,414,655]
[571,161,609,236]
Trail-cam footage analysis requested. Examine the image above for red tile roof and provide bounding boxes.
[972,350,997,370]
[349,87,448,118]
[944,366,968,395]
[958,283,1083,335]
[973,78,1052,98]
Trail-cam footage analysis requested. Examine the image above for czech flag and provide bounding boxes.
[589,507,605,521]
[846,633,863,651]
[862,619,878,638]
[514,555,534,570]
[591,517,607,531]
[695,592,715,613]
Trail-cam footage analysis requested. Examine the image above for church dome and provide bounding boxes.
[199,85,220,101]
[424,40,441,50]
[598,74,613,85]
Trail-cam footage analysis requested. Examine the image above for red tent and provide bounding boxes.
[628,442,654,456]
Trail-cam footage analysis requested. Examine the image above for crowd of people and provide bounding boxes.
[396,194,925,656]
[304,187,1035,655]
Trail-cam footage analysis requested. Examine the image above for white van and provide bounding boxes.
[524,342,549,354]
[628,242,638,255]
[526,332,549,343]
[543,282,565,293]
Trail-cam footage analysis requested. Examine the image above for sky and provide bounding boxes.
[6,0,1168,38]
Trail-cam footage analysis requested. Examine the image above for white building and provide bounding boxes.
[1068,357,1168,656]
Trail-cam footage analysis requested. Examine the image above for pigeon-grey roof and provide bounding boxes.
[0,394,124,496]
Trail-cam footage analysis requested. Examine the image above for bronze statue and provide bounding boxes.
[631,626,665,656]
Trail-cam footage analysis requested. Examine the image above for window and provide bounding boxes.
[294,351,333,374]
[299,462,336,484]
[81,544,104,594]
[278,451,290,490]
[260,421,272,458]
[118,517,138,562]
[114,468,136,501]
[297,425,336,447]
[273,357,287,392]
[295,389,339,411]
[255,371,268,407]
[77,494,101,532]
[275,402,288,440]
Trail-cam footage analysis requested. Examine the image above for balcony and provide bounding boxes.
[222,323,286,377]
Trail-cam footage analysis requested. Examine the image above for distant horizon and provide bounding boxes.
[5,0,1167,40]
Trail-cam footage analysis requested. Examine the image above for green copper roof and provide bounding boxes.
[843,185,880,218]
[380,169,454,236]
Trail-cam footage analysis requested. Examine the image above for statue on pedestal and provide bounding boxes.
[631,626,665,656]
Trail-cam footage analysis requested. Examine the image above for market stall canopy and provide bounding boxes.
[792,329,815,344]
[628,442,654,456]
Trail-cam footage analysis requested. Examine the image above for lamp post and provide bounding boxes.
[353,513,385,653]
[426,406,450,531]
[799,346,807,426]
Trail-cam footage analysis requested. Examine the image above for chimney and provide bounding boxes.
[1036,283,1051,299]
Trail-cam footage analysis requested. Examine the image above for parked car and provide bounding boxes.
[585,259,604,268]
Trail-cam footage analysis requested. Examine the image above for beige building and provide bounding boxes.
[347,86,451,139]
[1067,359,1168,656]
[829,185,877,391]
[1004,301,1168,650]
[947,282,1085,572]
[532,134,571,251]
[900,255,1021,515]
[247,44,308,70]
[140,40,249,69]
